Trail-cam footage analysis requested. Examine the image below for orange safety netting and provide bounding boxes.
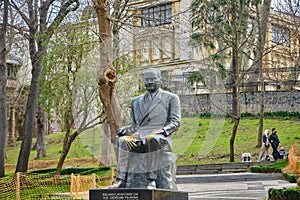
[282,142,300,175]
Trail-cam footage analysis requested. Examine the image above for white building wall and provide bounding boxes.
[179,0,194,61]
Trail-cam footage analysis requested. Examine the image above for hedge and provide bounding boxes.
[268,187,300,200]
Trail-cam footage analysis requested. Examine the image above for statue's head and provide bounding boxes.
[143,68,162,93]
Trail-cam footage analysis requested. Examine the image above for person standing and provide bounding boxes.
[269,127,281,161]
[257,129,274,162]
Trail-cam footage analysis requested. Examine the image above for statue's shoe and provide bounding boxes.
[146,180,156,189]
[110,179,126,188]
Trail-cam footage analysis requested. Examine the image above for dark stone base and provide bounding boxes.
[89,188,188,200]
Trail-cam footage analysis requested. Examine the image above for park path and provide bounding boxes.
[176,173,296,200]
[76,172,296,200]
[73,162,297,199]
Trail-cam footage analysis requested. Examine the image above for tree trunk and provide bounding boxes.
[257,0,271,148]
[93,1,126,164]
[56,129,70,174]
[15,49,42,172]
[230,45,240,162]
[56,131,70,175]
[0,0,9,178]
[99,122,113,166]
[56,91,77,175]
[56,128,78,175]
[15,1,44,170]
[257,88,265,147]
[111,27,125,128]
[92,0,125,145]
[8,106,16,143]
[113,29,120,60]
[15,14,44,170]
[230,117,240,162]
[34,105,47,159]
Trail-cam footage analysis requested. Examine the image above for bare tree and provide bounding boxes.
[0,0,9,177]
[191,0,260,162]
[11,0,80,173]
[40,17,106,174]
[256,0,272,148]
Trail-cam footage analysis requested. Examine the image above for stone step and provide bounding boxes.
[176,172,283,183]
[176,161,270,175]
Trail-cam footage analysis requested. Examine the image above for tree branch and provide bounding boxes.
[46,0,80,40]
[10,0,30,27]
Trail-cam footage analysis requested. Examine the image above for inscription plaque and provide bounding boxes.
[89,188,188,200]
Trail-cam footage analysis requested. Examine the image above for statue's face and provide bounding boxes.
[144,70,161,93]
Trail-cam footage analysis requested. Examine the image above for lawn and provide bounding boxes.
[5,117,300,173]
[174,117,300,164]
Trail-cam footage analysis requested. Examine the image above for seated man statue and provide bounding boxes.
[111,68,181,189]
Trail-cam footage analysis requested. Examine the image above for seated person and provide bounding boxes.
[110,68,181,189]
[278,146,288,159]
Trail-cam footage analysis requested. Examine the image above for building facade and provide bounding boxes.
[120,0,300,96]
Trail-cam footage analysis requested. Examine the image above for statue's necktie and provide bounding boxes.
[144,93,152,109]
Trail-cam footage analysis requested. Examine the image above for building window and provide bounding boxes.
[138,35,174,63]
[7,63,17,80]
[272,25,290,46]
[141,41,149,61]
[162,37,172,58]
[141,3,172,27]
[152,42,160,60]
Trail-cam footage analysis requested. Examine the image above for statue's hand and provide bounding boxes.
[154,129,168,137]
[132,132,140,137]
[117,128,126,136]
[125,139,138,150]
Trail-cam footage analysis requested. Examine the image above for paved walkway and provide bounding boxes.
[70,172,297,199]
[176,173,297,200]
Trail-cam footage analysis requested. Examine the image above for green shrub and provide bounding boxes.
[241,112,256,117]
[30,166,111,175]
[80,166,111,175]
[268,187,300,200]
[183,111,300,119]
[199,112,211,117]
[250,160,288,173]
[60,167,94,175]
[30,168,56,174]
[283,173,298,183]
[263,111,300,119]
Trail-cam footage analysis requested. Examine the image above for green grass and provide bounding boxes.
[6,127,102,164]
[3,117,300,199]
[174,117,300,164]
[5,117,300,170]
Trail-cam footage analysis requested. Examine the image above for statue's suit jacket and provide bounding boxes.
[124,88,181,146]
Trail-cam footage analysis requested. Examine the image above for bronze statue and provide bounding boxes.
[111,68,181,189]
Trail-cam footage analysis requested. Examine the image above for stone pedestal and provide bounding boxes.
[89,188,188,200]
